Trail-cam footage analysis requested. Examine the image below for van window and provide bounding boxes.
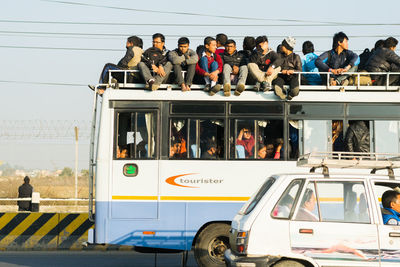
[294,182,319,221]
[239,177,275,215]
[272,179,303,219]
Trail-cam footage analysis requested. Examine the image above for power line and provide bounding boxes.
[0,80,87,86]
[0,45,122,52]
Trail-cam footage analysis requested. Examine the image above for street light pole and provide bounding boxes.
[74,126,79,200]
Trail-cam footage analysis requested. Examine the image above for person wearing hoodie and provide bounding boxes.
[138,33,172,91]
[248,36,281,92]
[301,41,322,85]
[273,37,302,100]
[168,37,198,91]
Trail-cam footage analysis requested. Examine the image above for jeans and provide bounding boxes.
[99,63,122,83]
[273,74,300,97]
[222,64,248,85]
[173,64,196,86]
[321,65,358,85]
[199,57,218,73]
[138,62,172,85]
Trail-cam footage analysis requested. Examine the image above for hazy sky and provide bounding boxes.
[1,0,399,170]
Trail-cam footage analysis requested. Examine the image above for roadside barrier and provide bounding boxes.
[0,212,93,250]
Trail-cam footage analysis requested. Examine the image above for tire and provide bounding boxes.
[273,260,306,267]
[194,223,231,267]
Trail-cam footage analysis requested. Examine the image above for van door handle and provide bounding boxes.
[299,228,313,234]
[389,232,400,238]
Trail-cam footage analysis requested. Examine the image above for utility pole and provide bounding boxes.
[74,126,79,201]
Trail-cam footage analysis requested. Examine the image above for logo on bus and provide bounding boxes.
[165,173,223,188]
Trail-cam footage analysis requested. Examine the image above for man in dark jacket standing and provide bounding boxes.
[345,120,370,153]
[221,39,248,96]
[18,176,33,211]
[248,36,281,92]
[273,37,302,100]
[366,37,400,86]
[316,32,359,86]
[168,37,198,91]
[138,33,172,91]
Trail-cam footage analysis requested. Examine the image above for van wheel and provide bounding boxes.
[194,223,230,267]
[274,260,305,267]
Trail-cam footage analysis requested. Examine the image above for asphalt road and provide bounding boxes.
[0,251,198,267]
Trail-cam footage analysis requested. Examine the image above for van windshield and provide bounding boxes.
[239,177,275,215]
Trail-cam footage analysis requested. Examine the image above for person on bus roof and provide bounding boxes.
[382,190,400,225]
[216,33,228,56]
[138,33,172,91]
[315,32,359,86]
[168,37,198,92]
[248,35,281,92]
[365,37,400,86]
[88,36,143,93]
[195,37,223,95]
[221,39,248,96]
[273,37,302,100]
[301,41,322,85]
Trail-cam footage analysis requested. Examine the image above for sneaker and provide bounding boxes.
[181,83,188,92]
[236,83,245,93]
[287,95,293,100]
[274,85,286,100]
[204,84,211,92]
[254,82,261,92]
[329,77,337,86]
[209,84,221,96]
[186,84,191,91]
[151,83,160,91]
[223,83,231,97]
[147,79,155,90]
[111,78,119,89]
[261,82,271,92]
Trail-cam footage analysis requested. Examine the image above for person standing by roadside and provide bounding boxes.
[18,176,33,211]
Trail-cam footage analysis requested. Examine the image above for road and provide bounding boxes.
[0,251,198,267]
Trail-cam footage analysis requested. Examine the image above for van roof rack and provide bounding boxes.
[297,152,400,179]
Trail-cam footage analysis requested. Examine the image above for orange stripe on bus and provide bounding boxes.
[112,196,158,200]
[160,196,250,201]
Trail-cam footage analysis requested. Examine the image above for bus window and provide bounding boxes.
[374,121,400,154]
[198,120,224,160]
[344,120,371,153]
[230,119,283,160]
[115,111,157,159]
[170,119,188,159]
[302,120,330,155]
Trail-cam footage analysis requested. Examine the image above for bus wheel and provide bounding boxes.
[194,223,230,267]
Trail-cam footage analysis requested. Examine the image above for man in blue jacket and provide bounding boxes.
[382,190,400,225]
[315,32,359,86]
[301,41,322,85]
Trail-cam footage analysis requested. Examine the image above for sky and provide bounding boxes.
[1,0,399,170]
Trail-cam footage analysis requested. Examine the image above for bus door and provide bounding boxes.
[111,109,159,219]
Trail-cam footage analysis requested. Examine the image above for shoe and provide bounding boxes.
[88,85,95,91]
[261,82,271,92]
[151,83,160,91]
[209,84,221,96]
[181,84,188,92]
[254,82,260,92]
[236,83,245,93]
[274,85,286,100]
[111,78,119,89]
[287,95,293,100]
[341,79,349,86]
[186,84,191,91]
[223,83,231,96]
[204,84,211,92]
[147,79,155,90]
[329,77,337,86]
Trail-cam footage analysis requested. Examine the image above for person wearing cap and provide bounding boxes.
[273,37,302,100]
[315,32,359,86]
[18,176,33,211]
[168,37,198,91]
[382,190,400,225]
[248,36,282,92]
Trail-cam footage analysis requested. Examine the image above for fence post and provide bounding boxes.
[31,192,40,212]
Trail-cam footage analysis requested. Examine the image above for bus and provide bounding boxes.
[88,71,400,267]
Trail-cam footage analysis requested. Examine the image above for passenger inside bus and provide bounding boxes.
[170,136,186,158]
[117,145,128,159]
[201,139,217,159]
[236,127,255,158]
[332,120,345,152]
[345,120,370,153]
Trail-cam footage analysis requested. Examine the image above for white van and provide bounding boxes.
[225,153,400,267]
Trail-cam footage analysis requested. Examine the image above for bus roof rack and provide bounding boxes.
[297,152,400,179]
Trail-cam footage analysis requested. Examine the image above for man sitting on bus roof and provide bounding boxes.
[138,33,172,91]
[315,32,359,86]
[301,41,322,85]
[221,39,248,96]
[381,190,400,225]
[88,35,143,93]
[365,37,400,86]
[216,33,228,56]
[195,36,223,96]
[168,37,198,92]
[248,36,281,92]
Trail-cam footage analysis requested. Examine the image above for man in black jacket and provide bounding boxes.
[366,37,400,86]
[273,37,302,100]
[345,120,370,153]
[315,32,359,86]
[221,39,248,96]
[18,176,33,211]
[248,36,281,92]
[138,33,172,91]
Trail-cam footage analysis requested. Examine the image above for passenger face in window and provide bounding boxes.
[242,128,252,139]
[117,146,128,159]
[170,142,182,158]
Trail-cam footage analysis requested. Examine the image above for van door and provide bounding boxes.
[290,180,380,266]
[111,109,159,219]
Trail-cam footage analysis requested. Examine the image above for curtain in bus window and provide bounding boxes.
[374,121,400,154]
[303,120,329,154]
[145,113,155,158]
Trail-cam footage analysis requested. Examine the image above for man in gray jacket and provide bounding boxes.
[168,37,198,91]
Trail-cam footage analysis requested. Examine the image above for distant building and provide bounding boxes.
[15,170,26,177]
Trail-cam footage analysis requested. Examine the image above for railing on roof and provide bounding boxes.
[297,152,400,179]
[100,70,400,91]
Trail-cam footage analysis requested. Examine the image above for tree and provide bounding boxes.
[80,169,89,177]
[60,167,73,177]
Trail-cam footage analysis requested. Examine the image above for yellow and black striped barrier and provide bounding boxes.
[0,213,94,250]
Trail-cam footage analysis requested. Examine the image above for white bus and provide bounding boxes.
[88,74,400,267]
